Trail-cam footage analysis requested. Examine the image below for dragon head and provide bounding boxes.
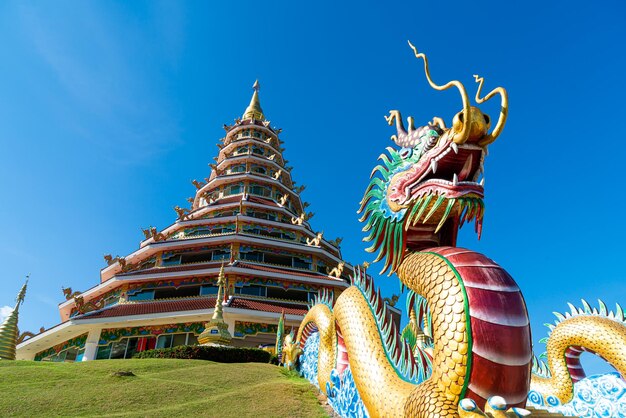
[359,43,508,273]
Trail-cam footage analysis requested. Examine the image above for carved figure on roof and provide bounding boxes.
[147,226,166,242]
[291,212,313,225]
[62,287,81,300]
[327,261,344,279]
[191,179,206,189]
[306,231,323,247]
[329,237,343,248]
[291,213,306,225]
[73,295,105,315]
[273,169,282,180]
[141,227,151,240]
[278,194,289,207]
[294,185,306,194]
[174,206,191,220]
[104,254,124,266]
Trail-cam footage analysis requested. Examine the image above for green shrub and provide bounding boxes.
[133,345,272,363]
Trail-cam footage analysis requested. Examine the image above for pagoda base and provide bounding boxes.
[197,319,233,346]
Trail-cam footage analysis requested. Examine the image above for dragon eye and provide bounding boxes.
[399,148,413,159]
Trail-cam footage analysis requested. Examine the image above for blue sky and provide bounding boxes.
[1,1,624,374]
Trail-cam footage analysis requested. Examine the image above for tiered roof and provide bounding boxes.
[54,81,353,323]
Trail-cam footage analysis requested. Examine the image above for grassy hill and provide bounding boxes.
[0,359,327,417]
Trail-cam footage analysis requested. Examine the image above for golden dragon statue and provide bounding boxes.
[294,43,626,417]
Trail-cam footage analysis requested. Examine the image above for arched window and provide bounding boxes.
[251,165,267,175]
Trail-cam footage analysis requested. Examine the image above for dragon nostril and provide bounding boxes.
[484,114,490,124]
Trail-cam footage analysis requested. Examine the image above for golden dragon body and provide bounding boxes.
[294,43,626,417]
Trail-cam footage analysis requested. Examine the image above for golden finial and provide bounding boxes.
[242,80,265,121]
[15,275,28,309]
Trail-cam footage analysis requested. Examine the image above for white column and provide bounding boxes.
[82,328,102,361]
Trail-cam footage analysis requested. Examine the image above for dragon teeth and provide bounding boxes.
[450,143,458,154]
[430,160,437,174]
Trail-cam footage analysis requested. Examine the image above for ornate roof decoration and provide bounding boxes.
[242,80,265,121]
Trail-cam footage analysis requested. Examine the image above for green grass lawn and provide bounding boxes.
[0,359,328,417]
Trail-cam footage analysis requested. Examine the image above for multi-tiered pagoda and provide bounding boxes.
[17,82,356,362]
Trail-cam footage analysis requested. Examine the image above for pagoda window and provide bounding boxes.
[252,131,262,138]
[109,340,128,359]
[267,213,277,221]
[181,251,213,264]
[224,183,243,196]
[234,146,249,156]
[241,250,263,262]
[249,184,272,197]
[293,257,312,270]
[251,146,264,156]
[40,347,84,362]
[162,254,182,266]
[103,295,119,307]
[156,332,197,349]
[200,285,219,295]
[264,252,292,267]
[96,344,111,360]
[235,284,266,297]
[251,165,267,175]
[138,259,156,270]
[154,285,201,299]
[212,249,230,260]
[96,337,157,360]
[128,289,155,301]
[316,262,328,274]
[266,287,310,302]
[228,164,246,174]
[186,226,212,237]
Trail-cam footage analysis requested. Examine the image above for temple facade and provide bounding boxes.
[16,82,375,362]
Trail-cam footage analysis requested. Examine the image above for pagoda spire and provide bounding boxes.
[0,277,28,360]
[212,264,226,321]
[197,264,233,346]
[242,80,265,121]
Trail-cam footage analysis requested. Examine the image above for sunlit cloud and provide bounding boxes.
[0,306,13,323]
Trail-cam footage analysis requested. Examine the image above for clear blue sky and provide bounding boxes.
[1,1,624,374]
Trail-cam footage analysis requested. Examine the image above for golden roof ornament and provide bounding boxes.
[0,277,28,360]
[242,80,265,121]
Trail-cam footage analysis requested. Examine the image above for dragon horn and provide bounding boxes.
[473,74,508,146]
[408,40,471,144]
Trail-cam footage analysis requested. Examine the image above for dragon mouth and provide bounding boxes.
[389,138,485,207]
[387,136,486,243]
